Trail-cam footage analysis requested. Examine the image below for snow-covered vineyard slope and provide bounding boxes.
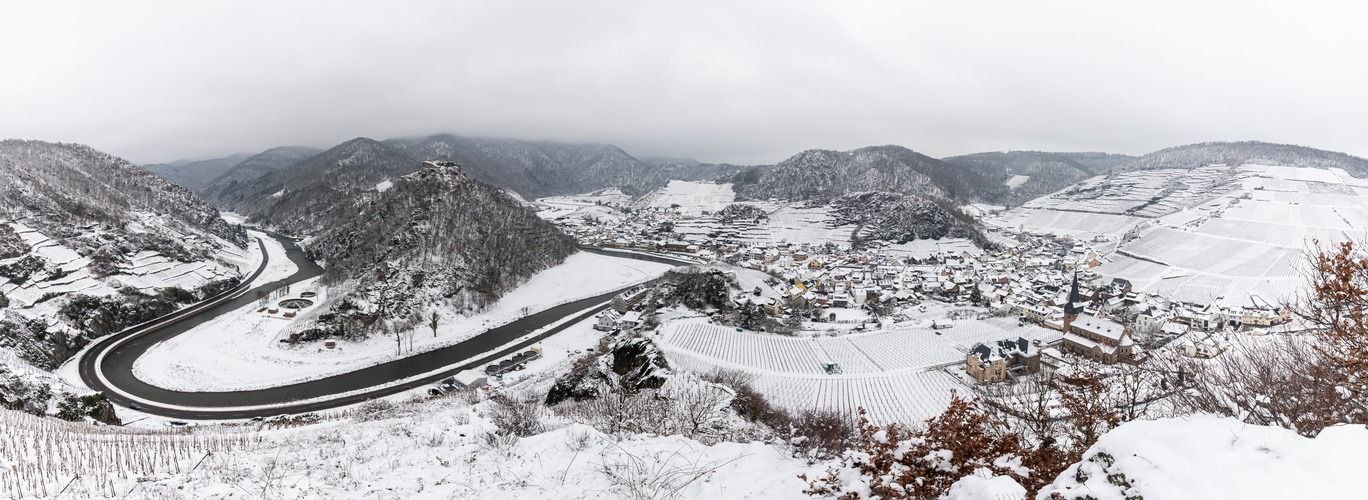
[657,318,1060,425]
[988,162,1368,306]
[0,143,252,349]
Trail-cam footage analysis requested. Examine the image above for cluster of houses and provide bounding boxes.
[594,286,648,332]
[555,203,1295,385]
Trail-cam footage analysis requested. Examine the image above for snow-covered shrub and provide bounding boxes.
[479,430,520,452]
[702,369,854,461]
[802,393,1048,500]
[551,375,738,442]
[55,392,119,424]
[661,376,734,443]
[486,391,544,437]
[1159,333,1367,437]
[555,387,670,436]
[567,426,598,451]
[355,399,402,422]
[598,442,737,500]
[784,409,855,462]
[703,369,771,422]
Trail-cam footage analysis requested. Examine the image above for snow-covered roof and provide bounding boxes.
[1071,313,1126,341]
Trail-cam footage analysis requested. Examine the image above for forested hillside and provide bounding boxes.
[304,164,577,322]
[831,192,992,249]
[0,140,247,391]
[0,140,244,247]
[208,138,419,235]
[942,151,1133,206]
[732,146,983,202]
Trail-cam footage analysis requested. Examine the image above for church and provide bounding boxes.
[1060,273,1134,364]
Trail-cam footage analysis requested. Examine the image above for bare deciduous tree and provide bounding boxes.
[1296,239,1368,408]
[1155,334,1363,437]
[982,369,1058,448]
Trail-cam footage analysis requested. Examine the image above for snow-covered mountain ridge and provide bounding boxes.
[0,140,254,416]
[1114,141,1368,177]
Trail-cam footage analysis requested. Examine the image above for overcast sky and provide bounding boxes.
[2,1,1366,165]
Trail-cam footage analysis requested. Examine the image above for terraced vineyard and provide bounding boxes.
[658,319,1060,424]
[989,163,1368,307]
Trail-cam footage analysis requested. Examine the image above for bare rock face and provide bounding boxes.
[90,398,121,426]
[544,334,673,406]
[610,336,671,391]
[0,225,27,259]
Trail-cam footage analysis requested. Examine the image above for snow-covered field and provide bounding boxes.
[879,238,983,260]
[533,189,635,221]
[987,164,1368,306]
[764,204,856,246]
[637,180,736,215]
[657,317,1061,425]
[133,251,676,392]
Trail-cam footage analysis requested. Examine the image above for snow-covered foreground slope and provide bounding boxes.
[1041,415,1368,500]
[133,251,675,391]
[0,390,820,499]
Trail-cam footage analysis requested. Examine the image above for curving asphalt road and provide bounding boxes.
[79,238,690,420]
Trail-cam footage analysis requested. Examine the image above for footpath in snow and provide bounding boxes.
[132,251,675,392]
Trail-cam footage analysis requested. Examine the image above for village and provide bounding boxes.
[543,197,1296,388]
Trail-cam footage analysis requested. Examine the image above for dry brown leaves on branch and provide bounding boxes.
[1300,240,1368,399]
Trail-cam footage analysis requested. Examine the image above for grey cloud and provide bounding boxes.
[1,1,1366,165]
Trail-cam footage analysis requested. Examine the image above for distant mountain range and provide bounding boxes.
[154,137,1368,216]
[1110,141,1368,177]
[163,136,1138,211]
[142,153,251,191]
[199,146,323,204]
[205,138,417,234]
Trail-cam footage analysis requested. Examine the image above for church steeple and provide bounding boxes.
[1063,270,1085,333]
[1065,271,1085,316]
